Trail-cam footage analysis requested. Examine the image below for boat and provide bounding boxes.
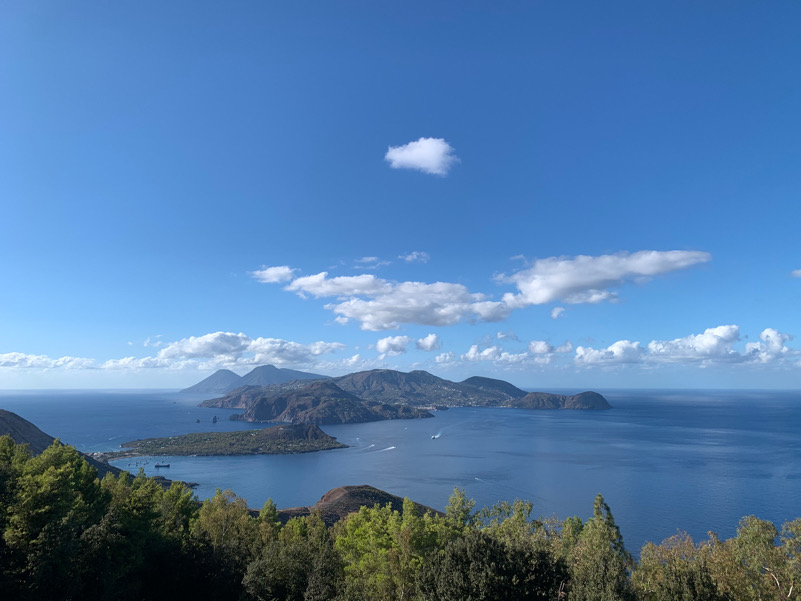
[154,463,170,468]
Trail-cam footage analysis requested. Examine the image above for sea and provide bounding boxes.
[1,388,799,553]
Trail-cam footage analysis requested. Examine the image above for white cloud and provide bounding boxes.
[323,278,506,331]
[574,326,797,368]
[416,333,442,351]
[745,328,792,363]
[528,340,554,354]
[435,351,456,364]
[287,272,389,299]
[499,250,711,307]
[355,257,390,269]
[143,335,163,348]
[792,269,801,278]
[461,345,501,362]
[646,325,740,363]
[551,307,566,319]
[399,251,430,263]
[460,345,530,364]
[376,335,412,357]
[575,341,644,365]
[496,330,519,341]
[100,332,347,371]
[555,341,574,353]
[385,137,459,176]
[251,265,296,284]
[255,250,709,330]
[0,352,96,369]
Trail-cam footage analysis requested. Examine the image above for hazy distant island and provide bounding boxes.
[190,366,612,425]
[99,423,347,460]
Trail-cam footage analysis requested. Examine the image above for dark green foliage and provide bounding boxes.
[243,512,342,601]
[2,435,801,601]
[417,527,566,600]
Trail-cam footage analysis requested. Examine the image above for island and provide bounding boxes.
[97,423,347,460]
[194,367,612,424]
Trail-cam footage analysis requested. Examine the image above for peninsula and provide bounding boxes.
[99,423,346,460]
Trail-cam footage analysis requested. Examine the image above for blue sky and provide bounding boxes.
[2,1,800,389]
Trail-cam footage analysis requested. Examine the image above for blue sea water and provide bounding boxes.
[1,388,799,553]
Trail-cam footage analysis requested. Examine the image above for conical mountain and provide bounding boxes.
[180,369,243,394]
[240,365,327,386]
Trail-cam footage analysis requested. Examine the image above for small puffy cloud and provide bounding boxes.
[461,345,501,362]
[575,341,644,365]
[792,269,801,278]
[144,335,163,348]
[416,333,441,351]
[435,351,456,364]
[745,328,792,363]
[555,341,574,353]
[355,257,390,269]
[551,307,566,319]
[499,250,711,307]
[460,345,530,364]
[376,335,412,357]
[496,330,519,341]
[528,340,554,354]
[251,265,296,284]
[399,251,430,263]
[385,137,459,176]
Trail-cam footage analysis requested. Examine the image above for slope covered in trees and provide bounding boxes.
[2,434,799,601]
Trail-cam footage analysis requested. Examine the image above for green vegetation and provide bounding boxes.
[2,434,800,601]
[101,423,347,460]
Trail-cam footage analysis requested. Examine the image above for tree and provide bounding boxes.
[244,512,342,601]
[633,533,725,601]
[567,494,634,601]
[3,441,108,600]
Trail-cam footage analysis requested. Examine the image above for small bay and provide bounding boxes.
[1,388,799,552]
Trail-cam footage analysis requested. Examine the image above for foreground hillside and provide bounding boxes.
[0,432,797,601]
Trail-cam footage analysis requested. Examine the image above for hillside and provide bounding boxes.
[240,364,327,387]
[234,380,433,424]
[460,375,528,400]
[333,369,507,406]
[509,391,612,410]
[0,409,124,479]
[277,484,442,526]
